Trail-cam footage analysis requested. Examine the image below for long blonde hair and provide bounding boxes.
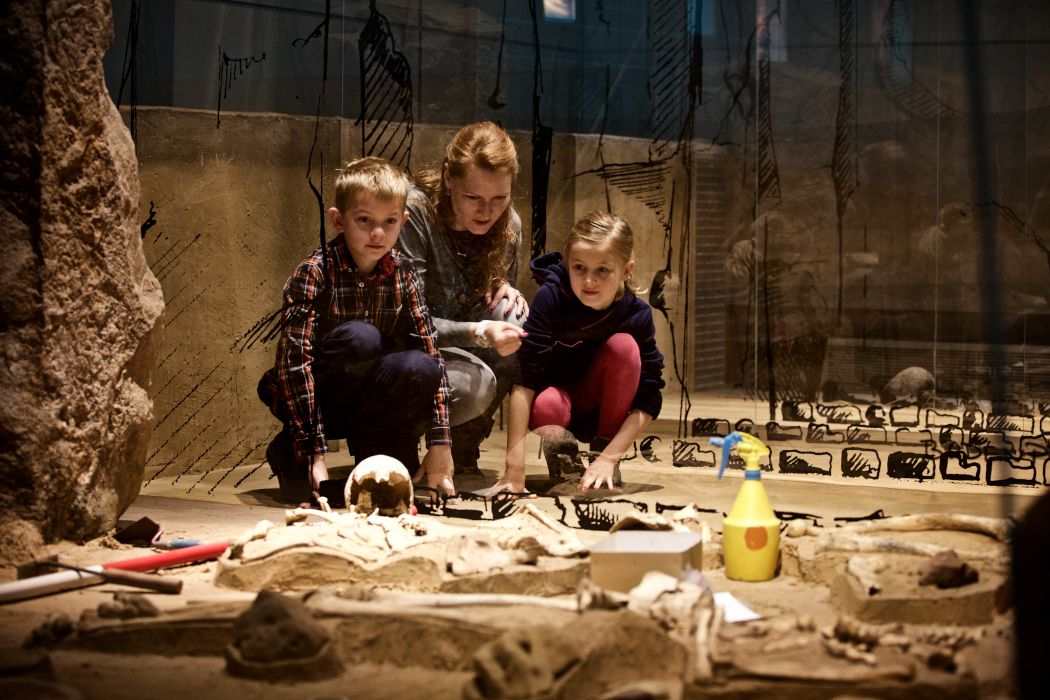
[564,211,640,299]
[415,122,520,286]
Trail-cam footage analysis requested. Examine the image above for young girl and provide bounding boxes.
[491,211,665,493]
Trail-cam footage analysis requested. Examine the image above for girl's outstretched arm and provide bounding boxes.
[497,385,536,492]
[581,409,653,491]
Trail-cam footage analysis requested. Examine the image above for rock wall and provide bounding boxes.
[0,0,164,552]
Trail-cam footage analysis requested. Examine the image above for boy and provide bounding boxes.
[258,157,455,502]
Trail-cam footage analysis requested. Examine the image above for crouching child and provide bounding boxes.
[258,157,456,503]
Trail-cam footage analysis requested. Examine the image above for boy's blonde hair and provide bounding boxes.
[564,211,639,298]
[334,156,411,213]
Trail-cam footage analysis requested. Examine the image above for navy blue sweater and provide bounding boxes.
[519,252,665,419]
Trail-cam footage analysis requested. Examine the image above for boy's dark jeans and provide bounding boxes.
[267,320,441,475]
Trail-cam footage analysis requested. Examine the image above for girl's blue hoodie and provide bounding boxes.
[520,252,665,419]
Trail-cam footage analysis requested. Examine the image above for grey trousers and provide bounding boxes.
[444,347,498,427]
[443,296,524,427]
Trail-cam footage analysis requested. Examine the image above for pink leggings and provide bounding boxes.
[529,333,641,440]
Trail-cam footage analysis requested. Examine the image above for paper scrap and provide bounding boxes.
[714,591,762,623]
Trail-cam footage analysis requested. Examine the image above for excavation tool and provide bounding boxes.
[0,541,228,604]
[37,559,183,594]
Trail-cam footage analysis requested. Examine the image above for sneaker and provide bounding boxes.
[266,427,308,501]
[451,415,492,476]
[540,428,584,481]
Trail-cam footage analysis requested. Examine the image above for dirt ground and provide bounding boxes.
[0,425,1039,699]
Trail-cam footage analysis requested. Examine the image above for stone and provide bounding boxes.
[230,590,328,663]
[880,367,935,406]
[466,626,574,699]
[95,592,161,620]
[225,590,343,682]
[918,550,979,589]
[0,0,163,552]
[465,610,689,700]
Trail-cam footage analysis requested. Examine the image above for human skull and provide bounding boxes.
[346,455,413,517]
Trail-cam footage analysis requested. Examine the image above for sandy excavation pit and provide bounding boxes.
[0,499,1022,700]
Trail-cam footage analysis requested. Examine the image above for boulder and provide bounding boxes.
[0,0,164,553]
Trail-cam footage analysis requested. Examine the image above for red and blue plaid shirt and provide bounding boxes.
[273,236,450,457]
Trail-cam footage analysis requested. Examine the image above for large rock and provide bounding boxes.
[0,0,164,550]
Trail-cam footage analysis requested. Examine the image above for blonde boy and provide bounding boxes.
[258,157,455,502]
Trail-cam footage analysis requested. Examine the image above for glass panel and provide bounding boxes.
[105,0,1050,500]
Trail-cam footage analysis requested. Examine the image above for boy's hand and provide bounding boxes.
[419,444,455,497]
[484,322,526,357]
[485,283,529,320]
[580,455,619,492]
[309,453,329,492]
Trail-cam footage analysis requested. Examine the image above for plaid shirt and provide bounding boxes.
[273,236,450,457]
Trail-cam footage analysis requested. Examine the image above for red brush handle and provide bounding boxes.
[102,541,229,572]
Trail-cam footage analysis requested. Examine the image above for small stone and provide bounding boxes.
[231,590,328,662]
[96,592,160,620]
[918,550,979,589]
[24,614,76,648]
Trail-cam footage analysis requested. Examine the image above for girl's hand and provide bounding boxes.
[498,452,527,493]
[485,282,529,321]
[484,322,527,357]
[580,455,619,492]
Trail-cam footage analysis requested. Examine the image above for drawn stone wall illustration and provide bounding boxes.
[133,114,682,484]
[99,0,1050,498]
[696,0,1050,408]
[0,0,164,554]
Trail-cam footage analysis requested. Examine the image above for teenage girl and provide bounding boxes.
[491,211,665,493]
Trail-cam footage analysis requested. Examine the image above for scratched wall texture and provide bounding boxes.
[103,0,1050,495]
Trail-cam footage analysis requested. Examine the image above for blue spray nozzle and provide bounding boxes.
[709,433,743,479]
[709,431,769,479]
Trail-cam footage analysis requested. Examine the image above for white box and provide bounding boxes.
[589,531,704,593]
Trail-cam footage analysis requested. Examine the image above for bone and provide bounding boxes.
[823,636,877,665]
[515,502,566,534]
[368,513,411,550]
[817,532,950,557]
[610,512,676,532]
[347,454,413,517]
[312,588,580,613]
[575,580,628,611]
[694,606,715,680]
[838,513,1012,542]
[229,520,274,559]
[846,555,888,596]
[447,533,540,576]
[707,604,725,666]
[912,625,983,650]
[284,508,342,526]
[668,503,708,532]
[626,572,708,638]
[784,520,818,538]
[761,635,814,653]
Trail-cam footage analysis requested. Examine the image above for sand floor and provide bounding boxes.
[0,410,1041,699]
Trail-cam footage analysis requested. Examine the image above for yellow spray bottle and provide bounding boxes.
[710,432,780,581]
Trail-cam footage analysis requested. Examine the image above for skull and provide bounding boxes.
[346,455,413,517]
